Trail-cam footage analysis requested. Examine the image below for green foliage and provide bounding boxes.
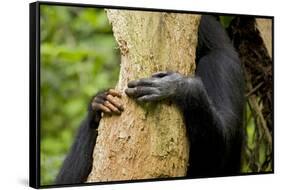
[40,5,120,185]
[219,16,235,28]
[241,103,272,173]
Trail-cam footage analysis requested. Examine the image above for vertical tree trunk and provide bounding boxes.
[256,18,272,58]
[87,10,200,182]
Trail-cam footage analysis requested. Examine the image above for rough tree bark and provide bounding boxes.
[256,18,272,58]
[87,10,200,182]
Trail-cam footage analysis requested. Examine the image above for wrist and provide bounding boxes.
[87,97,101,128]
[174,77,188,98]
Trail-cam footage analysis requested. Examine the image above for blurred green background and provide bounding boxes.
[40,5,120,185]
[40,5,271,186]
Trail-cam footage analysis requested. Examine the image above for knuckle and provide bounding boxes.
[107,94,113,99]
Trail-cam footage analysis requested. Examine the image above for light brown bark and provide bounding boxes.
[256,18,272,58]
[87,10,200,182]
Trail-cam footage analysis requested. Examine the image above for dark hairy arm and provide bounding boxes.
[55,90,123,185]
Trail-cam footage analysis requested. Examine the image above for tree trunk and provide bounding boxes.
[256,18,272,58]
[87,10,200,182]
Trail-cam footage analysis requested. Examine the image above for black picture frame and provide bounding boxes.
[30,1,274,188]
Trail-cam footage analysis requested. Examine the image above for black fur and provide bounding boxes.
[55,15,245,184]
[184,15,244,176]
[55,96,100,184]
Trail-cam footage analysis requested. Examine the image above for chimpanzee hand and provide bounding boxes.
[90,89,124,123]
[125,71,185,102]
[91,89,124,114]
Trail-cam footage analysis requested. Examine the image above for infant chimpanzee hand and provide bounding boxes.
[90,89,124,123]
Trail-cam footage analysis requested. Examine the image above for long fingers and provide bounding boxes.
[92,89,124,115]
[125,86,159,98]
[104,100,121,115]
[108,89,122,98]
[92,102,111,113]
[137,94,161,102]
[127,78,157,88]
[106,94,124,111]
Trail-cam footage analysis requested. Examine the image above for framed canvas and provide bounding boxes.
[29,1,274,188]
